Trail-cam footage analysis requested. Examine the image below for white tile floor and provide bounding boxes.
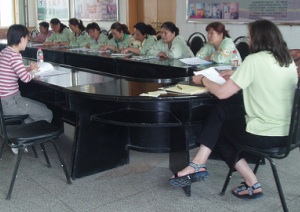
[0,124,299,212]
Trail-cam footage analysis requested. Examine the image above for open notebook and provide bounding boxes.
[162,84,208,95]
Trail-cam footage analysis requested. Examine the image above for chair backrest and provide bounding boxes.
[156,31,162,40]
[234,36,250,61]
[101,30,108,36]
[287,79,300,153]
[187,32,207,55]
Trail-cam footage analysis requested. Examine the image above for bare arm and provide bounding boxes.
[193,74,241,99]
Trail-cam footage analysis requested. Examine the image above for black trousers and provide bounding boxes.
[198,96,287,167]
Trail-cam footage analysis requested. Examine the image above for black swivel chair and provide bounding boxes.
[220,79,300,212]
[0,99,72,200]
[187,32,207,56]
[234,36,250,61]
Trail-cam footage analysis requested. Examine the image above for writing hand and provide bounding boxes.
[192,75,204,85]
[219,70,234,80]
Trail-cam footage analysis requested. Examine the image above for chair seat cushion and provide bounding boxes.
[7,120,61,144]
[238,145,287,158]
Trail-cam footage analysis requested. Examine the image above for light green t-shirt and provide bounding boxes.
[106,33,132,49]
[231,51,298,136]
[148,35,194,58]
[87,33,109,49]
[45,27,72,43]
[69,30,90,48]
[196,37,242,64]
[139,35,157,55]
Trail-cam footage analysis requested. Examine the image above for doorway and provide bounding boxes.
[127,0,176,33]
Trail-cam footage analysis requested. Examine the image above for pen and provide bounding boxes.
[177,85,182,90]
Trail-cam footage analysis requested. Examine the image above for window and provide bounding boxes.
[0,1,15,27]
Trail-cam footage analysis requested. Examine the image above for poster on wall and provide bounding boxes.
[74,0,118,21]
[37,0,70,20]
[186,0,300,25]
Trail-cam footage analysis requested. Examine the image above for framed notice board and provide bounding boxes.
[37,0,70,20]
[186,0,300,25]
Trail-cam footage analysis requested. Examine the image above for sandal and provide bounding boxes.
[168,162,209,188]
[232,182,264,199]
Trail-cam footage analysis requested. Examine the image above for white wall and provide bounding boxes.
[28,0,300,48]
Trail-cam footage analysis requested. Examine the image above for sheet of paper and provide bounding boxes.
[111,53,132,57]
[179,57,213,65]
[194,67,226,85]
[37,62,54,73]
[139,90,167,97]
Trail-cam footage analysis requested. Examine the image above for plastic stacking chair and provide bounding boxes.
[0,99,72,200]
[187,32,207,55]
[233,36,250,61]
[220,79,300,212]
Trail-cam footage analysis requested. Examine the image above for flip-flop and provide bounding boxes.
[168,171,209,187]
[232,182,264,199]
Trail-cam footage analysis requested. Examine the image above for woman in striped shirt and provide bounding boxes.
[0,24,53,155]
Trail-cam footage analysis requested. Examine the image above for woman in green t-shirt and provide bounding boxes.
[169,19,298,200]
[44,18,72,46]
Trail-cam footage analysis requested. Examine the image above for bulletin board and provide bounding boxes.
[74,0,118,21]
[186,0,300,25]
[37,0,70,20]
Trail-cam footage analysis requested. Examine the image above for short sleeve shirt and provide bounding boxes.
[231,51,298,136]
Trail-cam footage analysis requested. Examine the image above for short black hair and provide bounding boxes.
[39,21,49,29]
[7,24,29,46]
[86,22,101,32]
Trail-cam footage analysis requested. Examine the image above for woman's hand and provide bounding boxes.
[101,45,115,51]
[85,43,90,48]
[157,52,169,59]
[121,48,130,54]
[192,75,205,85]
[219,70,234,80]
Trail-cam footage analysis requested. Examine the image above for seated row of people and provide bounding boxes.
[31,18,241,64]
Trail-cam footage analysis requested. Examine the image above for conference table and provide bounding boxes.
[0,41,228,196]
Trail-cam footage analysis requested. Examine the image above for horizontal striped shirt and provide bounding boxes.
[0,46,33,98]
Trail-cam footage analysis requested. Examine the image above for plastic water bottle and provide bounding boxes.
[231,50,239,70]
[37,48,44,63]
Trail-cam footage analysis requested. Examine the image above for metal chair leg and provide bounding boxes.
[6,149,25,200]
[52,142,72,184]
[31,146,39,158]
[220,149,242,196]
[40,143,51,168]
[266,155,289,212]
